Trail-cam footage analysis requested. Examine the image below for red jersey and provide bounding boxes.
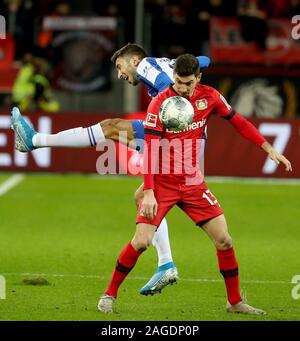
[143,83,266,189]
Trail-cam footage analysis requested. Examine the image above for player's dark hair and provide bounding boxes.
[111,43,148,63]
[174,54,200,77]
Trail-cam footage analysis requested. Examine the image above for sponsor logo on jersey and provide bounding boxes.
[142,65,150,77]
[166,119,206,133]
[145,113,158,127]
[195,99,208,110]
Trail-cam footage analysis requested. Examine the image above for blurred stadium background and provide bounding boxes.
[0,0,299,322]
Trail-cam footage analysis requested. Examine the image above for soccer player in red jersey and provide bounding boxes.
[98,53,292,314]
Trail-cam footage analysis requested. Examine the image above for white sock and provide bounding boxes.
[32,123,105,148]
[152,218,173,267]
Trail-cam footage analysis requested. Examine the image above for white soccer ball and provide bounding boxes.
[159,96,194,132]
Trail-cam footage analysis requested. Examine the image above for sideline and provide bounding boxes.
[2,271,290,285]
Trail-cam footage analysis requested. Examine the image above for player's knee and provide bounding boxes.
[216,235,232,250]
[100,118,123,139]
[137,243,149,252]
[134,241,150,252]
[132,235,151,252]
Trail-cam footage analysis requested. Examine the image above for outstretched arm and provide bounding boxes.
[213,90,292,172]
[227,112,292,172]
[141,130,161,220]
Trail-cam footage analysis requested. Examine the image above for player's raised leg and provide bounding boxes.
[10,107,133,152]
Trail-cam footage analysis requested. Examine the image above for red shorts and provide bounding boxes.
[136,180,224,227]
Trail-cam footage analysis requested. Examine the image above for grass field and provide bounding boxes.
[0,173,299,321]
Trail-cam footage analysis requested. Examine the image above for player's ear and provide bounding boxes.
[131,55,140,67]
[197,73,202,83]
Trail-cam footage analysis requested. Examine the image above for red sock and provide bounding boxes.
[105,242,141,298]
[217,247,241,305]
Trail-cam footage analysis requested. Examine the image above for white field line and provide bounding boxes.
[0,174,25,196]
[1,272,290,285]
[205,176,300,186]
[6,173,299,185]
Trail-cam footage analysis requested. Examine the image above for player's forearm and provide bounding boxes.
[229,112,266,147]
[143,189,155,198]
[261,141,273,153]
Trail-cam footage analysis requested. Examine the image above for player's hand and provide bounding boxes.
[141,190,158,220]
[268,150,292,172]
[262,142,292,172]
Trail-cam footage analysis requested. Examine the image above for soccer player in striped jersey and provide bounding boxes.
[11,43,211,296]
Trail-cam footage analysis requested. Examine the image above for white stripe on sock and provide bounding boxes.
[32,123,106,148]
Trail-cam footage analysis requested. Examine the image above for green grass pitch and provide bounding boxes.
[0,173,299,321]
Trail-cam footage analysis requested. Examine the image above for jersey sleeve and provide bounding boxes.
[143,98,164,190]
[137,57,173,96]
[227,112,266,147]
[196,56,211,69]
[212,88,266,147]
[212,89,234,118]
[170,56,211,69]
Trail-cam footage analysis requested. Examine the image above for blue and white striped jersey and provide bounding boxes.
[136,56,210,97]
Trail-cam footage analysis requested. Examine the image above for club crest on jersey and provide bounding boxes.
[195,99,208,110]
[146,113,158,127]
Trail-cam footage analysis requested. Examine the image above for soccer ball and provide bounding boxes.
[159,96,194,132]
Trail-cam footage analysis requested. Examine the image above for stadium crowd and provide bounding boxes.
[1,0,300,114]
[1,0,300,58]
